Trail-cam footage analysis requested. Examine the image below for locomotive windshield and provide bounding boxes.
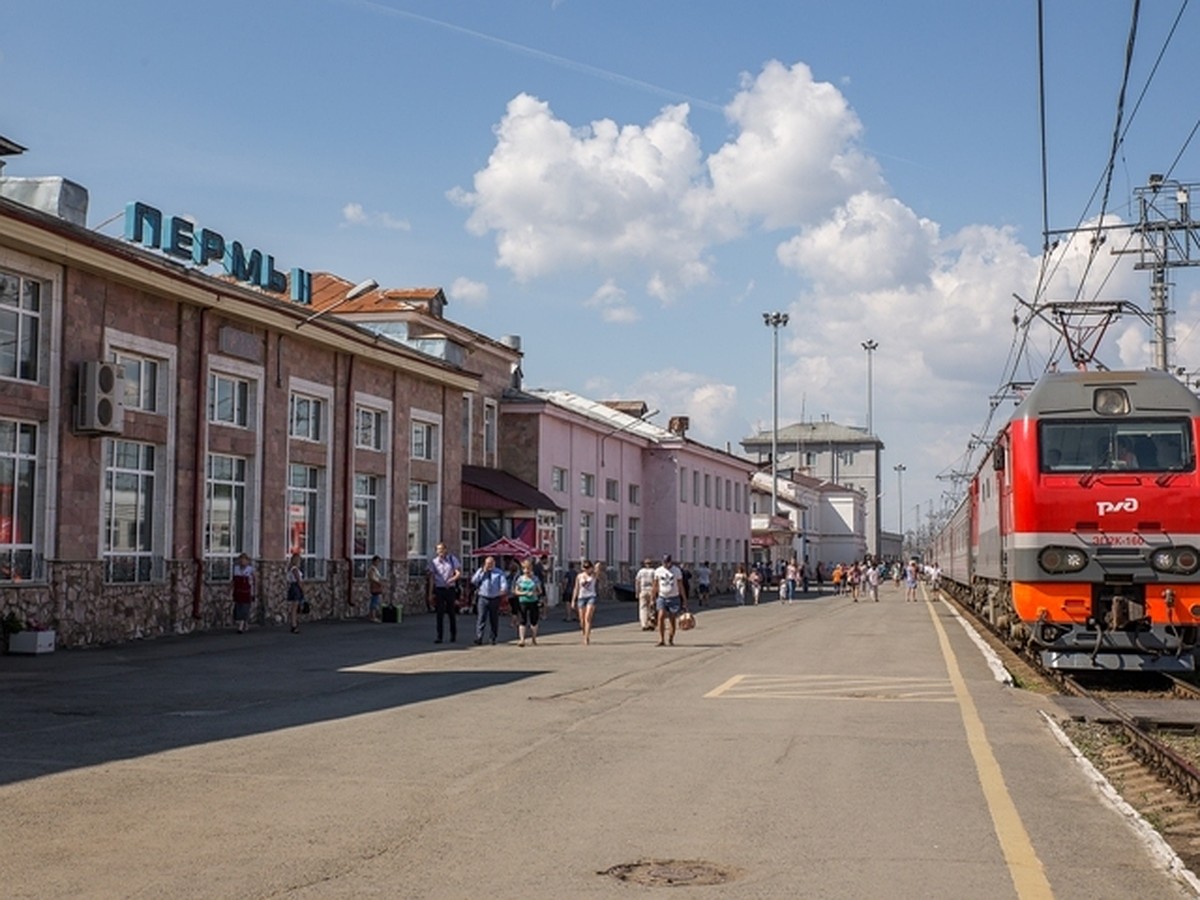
[1039,419,1194,473]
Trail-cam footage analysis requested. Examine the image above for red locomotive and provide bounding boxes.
[932,369,1200,671]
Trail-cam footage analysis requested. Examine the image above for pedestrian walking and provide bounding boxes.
[367,555,384,622]
[733,563,748,606]
[784,558,798,604]
[471,555,508,645]
[652,554,687,646]
[286,552,304,634]
[635,557,657,629]
[232,552,255,633]
[572,559,598,644]
[749,567,762,605]
[427,542,462,643]
[696,561,711,607]
[514,558,541,646]
[904,560,920,602]
[866,561,881,602]
[561,562,579,622]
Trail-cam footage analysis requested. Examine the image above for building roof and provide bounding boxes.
[743,420,884,449]
[462,465,561,513]
[523,389,676,441]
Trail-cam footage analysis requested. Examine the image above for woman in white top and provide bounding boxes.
[572,560,599,645]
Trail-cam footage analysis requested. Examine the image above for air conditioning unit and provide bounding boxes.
[76,361,125,434]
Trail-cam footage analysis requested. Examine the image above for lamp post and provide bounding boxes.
[894,463,906,552]
[861,339,878,434]
[763,311,789,564]
[297,277,379,328]
[861,339,879,558]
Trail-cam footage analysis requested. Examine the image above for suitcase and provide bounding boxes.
[381,605,400,623]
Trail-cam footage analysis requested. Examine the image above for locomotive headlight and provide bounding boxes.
[1150,547,1200,575]
[1039,546,1088,574]
[1152,549,1176,571]
[1093,387,1130,416]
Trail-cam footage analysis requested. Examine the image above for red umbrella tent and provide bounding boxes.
[471,536,540,558]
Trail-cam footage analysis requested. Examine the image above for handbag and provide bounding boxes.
[678,611,696,631]
[299,600,311,615]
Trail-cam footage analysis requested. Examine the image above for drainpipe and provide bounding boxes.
[191,307,209,620]
[344,353,355,612]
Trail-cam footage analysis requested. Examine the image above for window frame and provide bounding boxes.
[0,268,42,384]
[289,392,325,443]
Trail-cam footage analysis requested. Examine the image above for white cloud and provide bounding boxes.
[585,279,641,324]
[707,61,881,230]
[340,202,411,231]
[623,369,740,445]
[776,192,938,291]
[452,58,880,299]
[448,277,489,306]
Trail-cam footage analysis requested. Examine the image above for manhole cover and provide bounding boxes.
[600,859,740,887]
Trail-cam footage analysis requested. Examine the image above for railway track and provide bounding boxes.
[939,587,1200,810]
[1058,673,1200,804]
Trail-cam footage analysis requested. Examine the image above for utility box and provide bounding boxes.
[76,361,125,434]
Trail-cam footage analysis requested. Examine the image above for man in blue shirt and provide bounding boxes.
[471,555,508,645]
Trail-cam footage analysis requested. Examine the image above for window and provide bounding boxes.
[353,474,382,576]
[805,451,817,469]
[628,483,640,506]
[115,352,159,413]
[408,481,431,574]
[679,467,687,503]
[483,400,498,466]
[0,270,41,382]
[693,471,700,505]
[103,440,158,583]
[462,394,474,465]
[725,480,732,510]
[704,473,711,507]
[412,421,436,461]
[715,476,722,510]
[605,514,618,566]
[605,478,619,501]
[580,472,595,497]
[692,536,699,563]
[205,454,246,581]
[627,517,640,566]
[679,535,687,565]
[289,393,324,442]
[208,373,249,427]
[0,419,38,581]
[579,511,594,560]
[704,536,711,564]
[355,407,385,451]
[552,466,567,492]
[1040,419,1194,473]
[735,482,741,512]
[460,509,478,564]
[288,464,324,577]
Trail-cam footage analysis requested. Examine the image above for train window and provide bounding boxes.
[1040,419,1193,473]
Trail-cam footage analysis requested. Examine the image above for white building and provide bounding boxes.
[750,471,867,571]
[743,419,884,557]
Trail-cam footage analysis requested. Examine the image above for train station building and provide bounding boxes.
[0,136,765,646]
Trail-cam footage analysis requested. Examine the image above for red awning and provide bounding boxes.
[471,536,541,558]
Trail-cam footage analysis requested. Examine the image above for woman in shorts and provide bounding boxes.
[572,559,598,645]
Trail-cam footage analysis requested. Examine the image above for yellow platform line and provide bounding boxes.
[925,585,1053,898]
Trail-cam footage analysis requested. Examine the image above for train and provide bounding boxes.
[929,369,1200,671]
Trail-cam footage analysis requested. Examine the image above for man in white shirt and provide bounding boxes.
[652,554,688,646]
[634,557,657,630]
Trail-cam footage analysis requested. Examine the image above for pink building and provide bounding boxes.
[502,391,756,591]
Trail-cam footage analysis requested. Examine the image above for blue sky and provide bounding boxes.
[6,1,1200,534]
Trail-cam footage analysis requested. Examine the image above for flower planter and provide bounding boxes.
[8,629,56,655]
